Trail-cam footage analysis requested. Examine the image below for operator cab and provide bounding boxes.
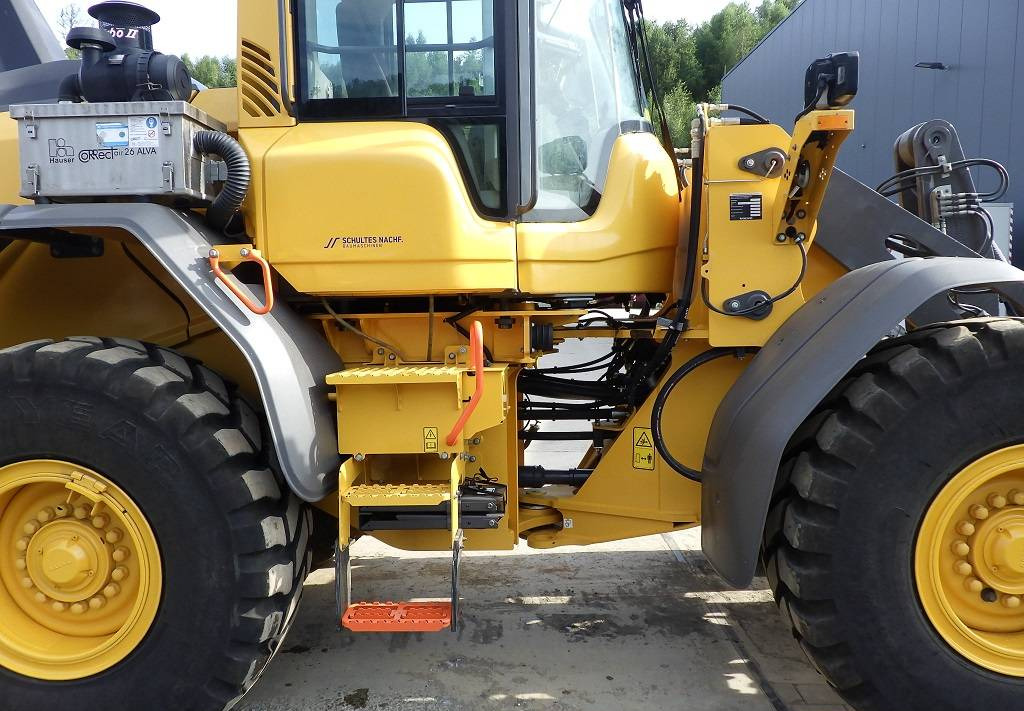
[296,0,654,222]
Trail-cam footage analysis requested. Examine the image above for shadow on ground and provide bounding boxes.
[238,531,846,711]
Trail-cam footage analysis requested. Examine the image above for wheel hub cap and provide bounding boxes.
[0,460,161,680]
[916,446,1024,676]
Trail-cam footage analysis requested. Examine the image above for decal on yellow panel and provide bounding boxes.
[423,427,439,453]
[517,132,681,296]
[633,428,655,471]
[258,122,517,296]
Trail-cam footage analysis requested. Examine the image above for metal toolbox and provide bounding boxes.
[10,101,227,203]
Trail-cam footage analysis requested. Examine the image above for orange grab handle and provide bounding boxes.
[208,248,275,316]
[446,320,485,447]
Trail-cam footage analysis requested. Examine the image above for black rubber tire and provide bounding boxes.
[0,337,311,711]
[764,319,1024,711]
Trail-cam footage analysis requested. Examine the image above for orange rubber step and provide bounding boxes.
[341,602,452,632]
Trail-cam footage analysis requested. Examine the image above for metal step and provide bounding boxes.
[341,602,452,632]
[336,531,464,634]
[343,483,451,507]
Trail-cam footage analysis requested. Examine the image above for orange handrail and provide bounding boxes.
[446,320,485,447]
[209,248,275,316]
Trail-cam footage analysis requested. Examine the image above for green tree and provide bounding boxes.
[647,0,800,146]
[57,3,91,59]
[182,54,237,88]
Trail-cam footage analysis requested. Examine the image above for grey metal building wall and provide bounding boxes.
[722,0,1022,248]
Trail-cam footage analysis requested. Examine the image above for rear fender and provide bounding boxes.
[0,202,342,502]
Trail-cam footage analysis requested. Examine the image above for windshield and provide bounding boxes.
[524,0,646,223]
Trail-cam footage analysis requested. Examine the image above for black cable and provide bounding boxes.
[794,79,828,123]
[444,306,495,364]
[701,240,808,318]
[624,1,676,170]
[725,104,770,124]
[651,349,745,482]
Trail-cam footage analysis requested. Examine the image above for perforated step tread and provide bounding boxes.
[344,483,452,507]
[327,366,464,386]
[341,602,452,632]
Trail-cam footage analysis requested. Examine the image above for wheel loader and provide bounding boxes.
[1,1,1023,709]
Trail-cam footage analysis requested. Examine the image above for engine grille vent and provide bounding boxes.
[239,39,283,117]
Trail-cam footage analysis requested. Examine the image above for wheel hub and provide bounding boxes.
[916,446,1024,676]
[0,460,160,680]
[26,519,111,602]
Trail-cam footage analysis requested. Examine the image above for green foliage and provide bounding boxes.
[649,0,800,146]
[181,54,238,89]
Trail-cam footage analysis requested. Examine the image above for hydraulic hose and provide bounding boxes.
[651,348,744,483]
[193,131,251,232]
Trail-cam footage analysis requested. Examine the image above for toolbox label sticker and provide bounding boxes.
[729,193,763,221]
[96,122,130,148]
[129,116,160,148]
[633,428,655,471]
[423,426,439,452]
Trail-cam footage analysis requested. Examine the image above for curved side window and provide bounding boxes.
[523,0,648,224]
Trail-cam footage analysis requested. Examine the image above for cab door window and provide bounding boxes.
[296,0,511,219]
[404,0,496,99]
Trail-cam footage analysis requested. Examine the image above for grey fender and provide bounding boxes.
[701,256,1024,588]
[0,203,343,502]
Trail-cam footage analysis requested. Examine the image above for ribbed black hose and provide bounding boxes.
[193,131,251,232]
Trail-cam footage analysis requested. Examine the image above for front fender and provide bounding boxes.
[701,257,1024,587]
[0,203,343,502]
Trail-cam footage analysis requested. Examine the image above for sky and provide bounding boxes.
[34,0,736,58]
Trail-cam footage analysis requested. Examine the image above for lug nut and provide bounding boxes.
[989,493,1008,509]
[15,537,29,552]
[104,528,123,544]
[88,596,105,610]
[954,561,973,576]
[1004,595,1022,609]
[91,514,109,529]
[20,577,34,589]
[111,567,128,582]
[970,505,990,520]
[951,541,971,557]
[957,521,976,536]
[36,507,55,523]
[1010,490,1024,506]
[73,506,89,520]
[14,558,26,571]
[23,521,39,535]
[112,547,130,563]
[966,577,984,593]
[34,592,48,604]
[102,583,120,598]
[51,601,67,613]
[70,602,86,615]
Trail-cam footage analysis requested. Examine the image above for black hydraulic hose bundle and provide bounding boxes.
[193,131,251,232]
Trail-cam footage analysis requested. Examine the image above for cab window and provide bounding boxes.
[296,0,509,218]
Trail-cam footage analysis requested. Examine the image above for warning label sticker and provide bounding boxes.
[128,116,160,148]
[423,426,438,452]
[633,428,655,471]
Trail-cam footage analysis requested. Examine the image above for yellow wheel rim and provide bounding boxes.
[0,460,161,680]
[916,445,1024,676]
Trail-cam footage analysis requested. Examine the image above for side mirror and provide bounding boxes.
[540,136,588,176]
